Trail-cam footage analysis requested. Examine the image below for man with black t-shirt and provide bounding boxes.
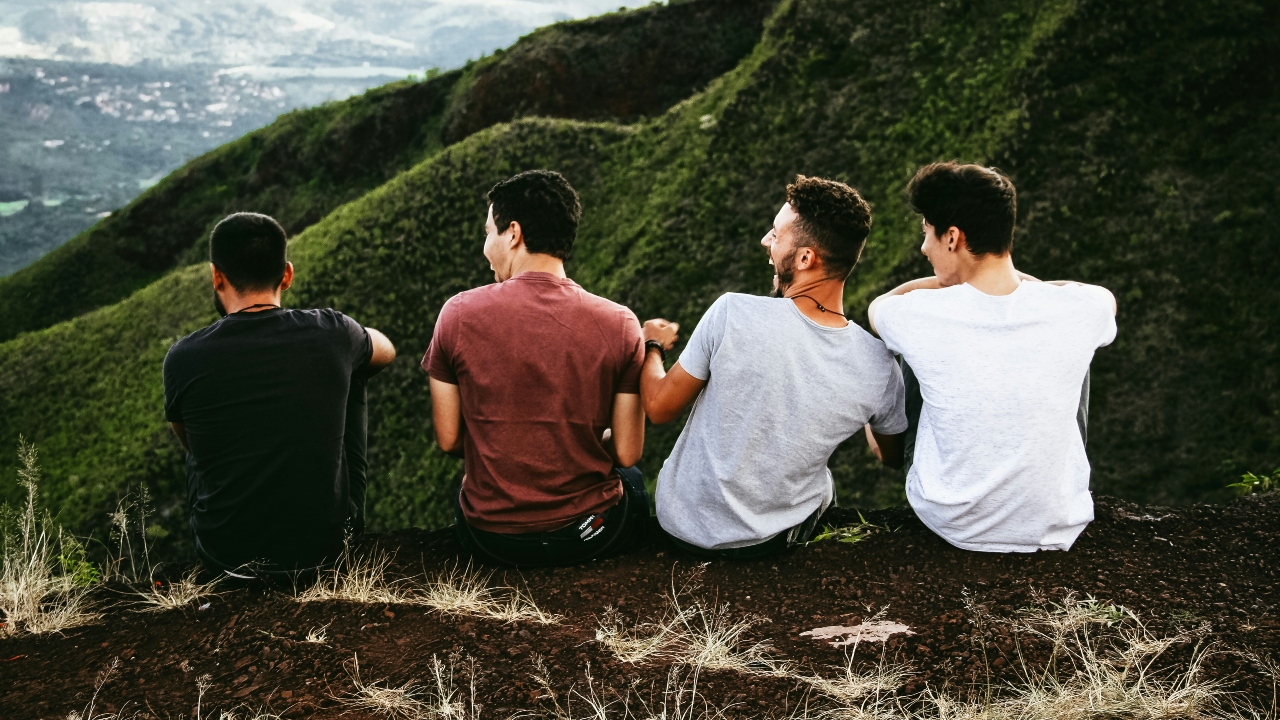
[163,213,396,576]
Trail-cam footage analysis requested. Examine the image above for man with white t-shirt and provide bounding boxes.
[640,176,909,560]
[868,162,1117,553]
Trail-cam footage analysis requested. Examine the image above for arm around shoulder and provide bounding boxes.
[868,277,941,336]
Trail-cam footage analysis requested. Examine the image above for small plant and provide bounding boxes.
[1,437,99,636]
[304,623,330,644]
[297,544,421,605]
[810,512,880,545]
[419,563,558,625]
[340,653,480,720]
[66,657,122,720]
[595,570,781,675]
[106,485,160,583]
[134,568,219,612]
[1228,468,1279,496]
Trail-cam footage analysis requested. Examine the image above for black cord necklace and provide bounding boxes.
[233,303,280,314]
[789,294,849,320]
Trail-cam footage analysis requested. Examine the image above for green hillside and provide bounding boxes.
[0,0,775,344]
[1,0,1276,561]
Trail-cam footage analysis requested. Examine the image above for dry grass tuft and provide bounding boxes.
[674,597,782,674]
[133,568,219,612]
[1,438,99,637]
[297,545,421,605]
[418,563,558,625]
[595,605,683,664]
[341,653,480,720]
[304,622,330,644]
[798,652,913,707]
[296,550,557,625]
[992,593,1224,720]
[527,656,736,720]
[594,572,782,674]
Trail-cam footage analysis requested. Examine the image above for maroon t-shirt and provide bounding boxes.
[423,272,645,533]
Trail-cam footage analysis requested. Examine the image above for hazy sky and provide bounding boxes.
[0,1,654,69]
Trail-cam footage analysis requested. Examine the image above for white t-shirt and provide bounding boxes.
[875,281,1117,553]
[657,293,907,550]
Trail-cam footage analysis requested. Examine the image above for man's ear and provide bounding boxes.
[210,263,229,292]
[944,226,966,253]
[795,246,817,271]
[279,262,294,292]
[506,220,524,250]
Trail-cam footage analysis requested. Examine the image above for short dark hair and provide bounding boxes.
[487,170,582,260]
[907,162,1017,256]
[785,175,873,280]
[208,212,288,292]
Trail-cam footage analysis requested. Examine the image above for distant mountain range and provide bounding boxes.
[0,0,650,276]
[0,0,649,69]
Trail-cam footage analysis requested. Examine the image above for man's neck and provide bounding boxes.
[957,253,1020,296]
[221,290,282,314]
[783,274,847,328]
[507,252,567,280]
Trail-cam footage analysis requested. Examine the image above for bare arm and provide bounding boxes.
[638,319,707,424]
[868,277,943,336]
[429,378,465,458]
[170,422,190,453]
[606,393,645,467]
[641,358,707,425]
[366,327,397,370]
[863,424,904,469]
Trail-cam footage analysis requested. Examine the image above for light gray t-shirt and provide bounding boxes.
[875,281,1117,553]
[656,293,908,550]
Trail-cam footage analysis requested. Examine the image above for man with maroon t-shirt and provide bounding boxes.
[423,170,674,567]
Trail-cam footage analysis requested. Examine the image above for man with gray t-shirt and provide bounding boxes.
[639,176,908,560]
[869,163,1117,553]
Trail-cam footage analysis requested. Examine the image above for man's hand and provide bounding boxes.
[642,319,679,350]
[864,424,905,469]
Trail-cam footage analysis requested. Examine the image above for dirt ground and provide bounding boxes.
[2,493,1277,719]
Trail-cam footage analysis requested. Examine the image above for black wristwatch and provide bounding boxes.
[644,340,667,362]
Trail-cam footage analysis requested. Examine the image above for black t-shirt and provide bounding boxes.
[163,308,373,571]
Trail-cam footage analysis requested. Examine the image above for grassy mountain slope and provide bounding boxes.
[1,0,1276,559]
[0,0,776,344]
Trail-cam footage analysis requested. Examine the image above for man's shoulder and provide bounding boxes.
[571,284,638,322]
[707,292,778,317]
[440,283,503,317]
[165,321,220,364]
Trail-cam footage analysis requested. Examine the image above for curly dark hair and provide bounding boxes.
[907,162,1017,256]
[487,170,582,260]
[208,212,288,292]
[785,175,873,280]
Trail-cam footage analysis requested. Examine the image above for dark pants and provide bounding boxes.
[899,359,1091,477]
[662,503,825,561]
[191,375,370,581]
[454,466,650,568]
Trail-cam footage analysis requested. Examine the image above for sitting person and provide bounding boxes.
[641,176,908,560]
[424,170,649,567]
[164,212,397,577]
[868,162,1117,553]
